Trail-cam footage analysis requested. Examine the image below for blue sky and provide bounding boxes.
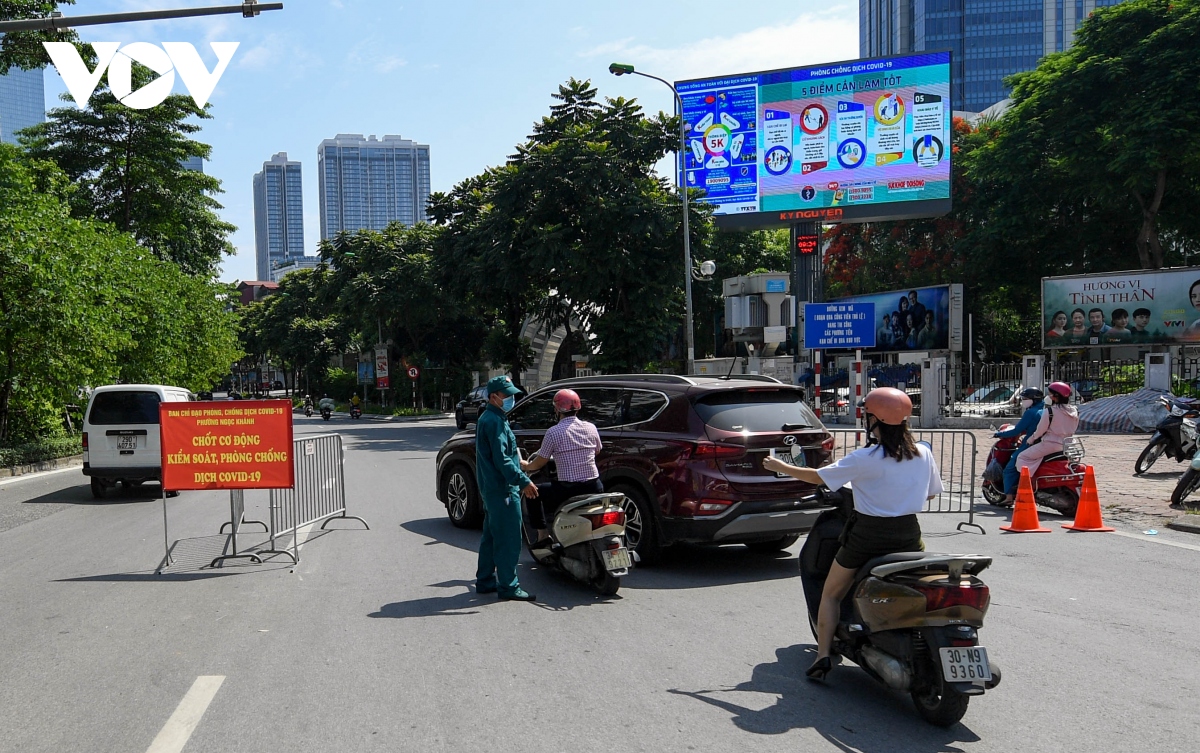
[41,1,858,282]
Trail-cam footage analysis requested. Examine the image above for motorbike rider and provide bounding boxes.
[763,388,942,682]
[520,389,603,547]
[303,394,314,410]
[350,394,362,411]
[1016,381,1079,479]
[993,388,1046,506]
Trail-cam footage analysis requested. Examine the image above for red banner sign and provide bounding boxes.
[160,400,295,491]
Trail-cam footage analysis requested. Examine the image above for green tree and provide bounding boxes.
[0,144,241,442]
[239,269,348,396]
[20,61,235,275]
[0,1,77,74]
[969,0,1200,271]
[431,79,699,377]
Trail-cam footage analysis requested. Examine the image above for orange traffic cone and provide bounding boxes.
[1000,467,1052,533]
[1062,466,1114,532]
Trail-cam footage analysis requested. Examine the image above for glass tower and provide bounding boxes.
[317,134,431,240]
[0,67,45,144]
[253,152,306,281]
[859,0,1124,113]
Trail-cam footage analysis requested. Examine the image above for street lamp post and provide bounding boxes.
[0,2,283,33]
[609,62,696,376]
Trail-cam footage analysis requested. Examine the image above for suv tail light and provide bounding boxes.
[82,432,89,450]
[912,582,990,612]
[696,498,733,515]
[821,434,835,451]
[585,510,625,530]
[686,441,746,460]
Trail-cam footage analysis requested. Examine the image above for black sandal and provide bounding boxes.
[806,656,833,681]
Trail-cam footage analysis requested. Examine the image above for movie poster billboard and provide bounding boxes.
[676,51,952,229]
[1042,267,1200,348]
[826,284,962,352]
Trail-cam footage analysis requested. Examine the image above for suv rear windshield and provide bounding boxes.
[88,391,161,425]
[693,390,817,433]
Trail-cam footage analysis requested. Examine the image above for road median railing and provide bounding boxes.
[826,428,983,534]
[257,433,369,564]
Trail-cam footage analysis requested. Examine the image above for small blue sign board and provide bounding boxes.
[765,279,787,293]
[804,302,877,349]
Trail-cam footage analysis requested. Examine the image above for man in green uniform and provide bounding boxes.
[475,375,539,601]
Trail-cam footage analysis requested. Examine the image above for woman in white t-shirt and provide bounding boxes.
[764,387,943,681]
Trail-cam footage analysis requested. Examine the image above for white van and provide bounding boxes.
[82,384,194,498]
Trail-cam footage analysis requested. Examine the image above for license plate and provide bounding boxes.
[117,435,137,450]
[769,448,806,477]
[601,547,632,571]
[939,646,991,683]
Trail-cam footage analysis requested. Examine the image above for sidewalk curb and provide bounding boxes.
[1167,515,1200,535]
[0,454,83,480]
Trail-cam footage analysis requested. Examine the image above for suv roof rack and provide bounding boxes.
[688,374,784,385]
[549,374,697,386]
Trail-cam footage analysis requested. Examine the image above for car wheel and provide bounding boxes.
[745,534,800,553]
[609,483,663,565]
[90,477,106,499]
[455,410,466,430]
[442,464,482,528]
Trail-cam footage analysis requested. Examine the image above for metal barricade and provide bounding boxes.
[259,433,368,564]
[826,428,983,534]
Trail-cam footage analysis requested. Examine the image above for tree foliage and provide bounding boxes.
[20,65,235,276]
[0,1,77,74]
[0,144,241,443]
[430,79,701,377]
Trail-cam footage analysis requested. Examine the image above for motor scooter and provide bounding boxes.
[304,404,313,417]
[350,405,363,419]
[799,488,1000,727]
[981,428,1085,517]
[320,407,332,421]
[1135,395,1200,475]
[1170,449,1200,509]
[522,491,634,595]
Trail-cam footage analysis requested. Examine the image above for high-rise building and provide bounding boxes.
[859,0,1126,113]
[0,67,45,144]
[181,155,204,173]
[317,134,431,240]
[252,152,305,281]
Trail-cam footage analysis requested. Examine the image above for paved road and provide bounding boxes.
[0,417,1196,752]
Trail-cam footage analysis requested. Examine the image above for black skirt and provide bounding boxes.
[834,511,924,570]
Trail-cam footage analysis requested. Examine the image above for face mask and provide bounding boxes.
[502,396,515,412]
[1044,395,1053,405]
[1020,399,1033,410]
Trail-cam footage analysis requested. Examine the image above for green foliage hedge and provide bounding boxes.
[0,435,82,468]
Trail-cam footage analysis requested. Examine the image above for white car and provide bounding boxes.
[82,384,194,498]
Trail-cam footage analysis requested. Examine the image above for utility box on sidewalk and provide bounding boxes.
[1022,355,1045,392]
[1145,353,1171,391]
[920,357,946,429]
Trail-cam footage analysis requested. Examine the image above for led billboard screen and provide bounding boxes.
[676,51,952,229]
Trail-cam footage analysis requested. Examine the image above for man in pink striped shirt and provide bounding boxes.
[520,389,603,544]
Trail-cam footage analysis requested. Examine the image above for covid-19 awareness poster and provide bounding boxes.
[677,51,952,228]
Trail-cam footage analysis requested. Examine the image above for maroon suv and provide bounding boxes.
[434,374,836,562]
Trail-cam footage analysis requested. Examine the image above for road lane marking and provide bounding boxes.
[144,675,225,753]
[0,466,81,486]
[1112,530,1200,552]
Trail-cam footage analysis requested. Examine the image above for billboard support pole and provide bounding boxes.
[813,350,822,419]
[854,349,864,436]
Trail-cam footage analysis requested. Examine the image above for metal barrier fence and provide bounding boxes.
[826,429,983,534]
[259,433,368,564]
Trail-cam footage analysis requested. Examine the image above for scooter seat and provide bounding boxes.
[854,552,928,581]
